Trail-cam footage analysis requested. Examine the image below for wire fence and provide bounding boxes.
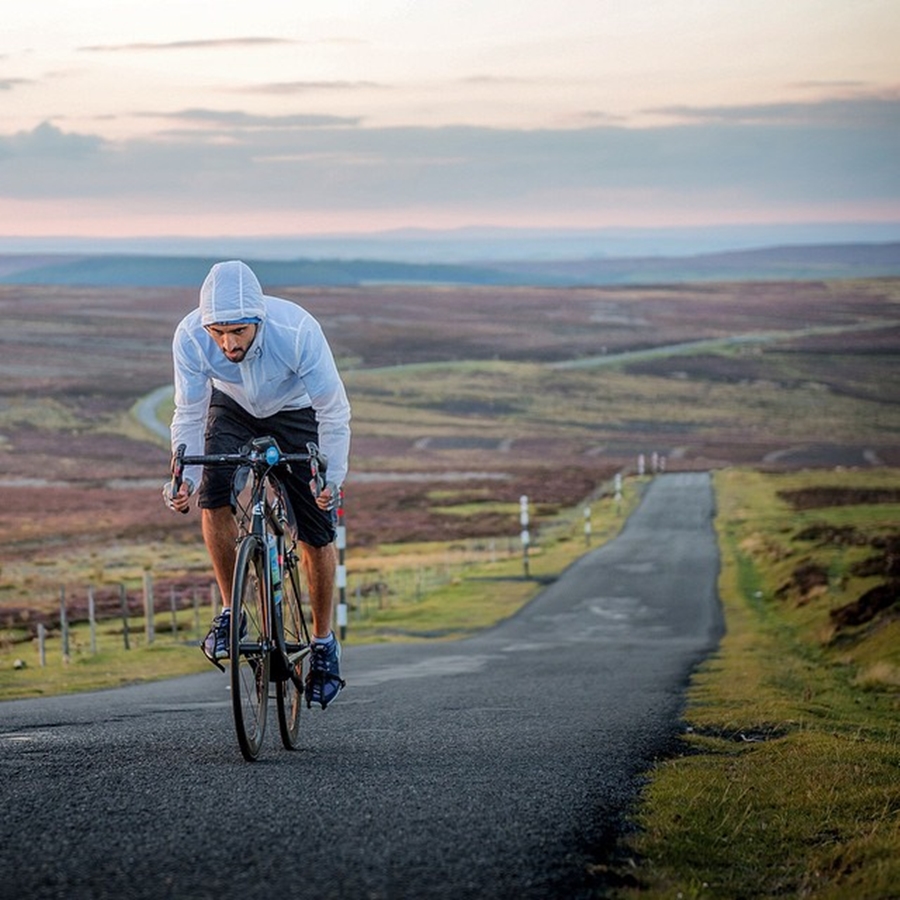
[2,539,520,668]
[4,474,630,670]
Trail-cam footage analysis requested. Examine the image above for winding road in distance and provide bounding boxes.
[1,472,723,900]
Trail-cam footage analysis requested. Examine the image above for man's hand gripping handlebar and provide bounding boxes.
[164,443,193,514]
[306,441,337,512]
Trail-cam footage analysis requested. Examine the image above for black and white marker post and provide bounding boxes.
[335,489,348,641]
[520,494,530,579]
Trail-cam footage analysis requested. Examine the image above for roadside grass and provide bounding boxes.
[0,609,217,700]
[612,467,900,900]
[0,478,639,699]
[347,526,604,642]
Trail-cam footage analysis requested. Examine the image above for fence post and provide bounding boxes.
[143,570,155,645]
[520,495,531,579]
[37,623,47,667]
[59,586,71,663]
[88,585,97,654]
[170,587,178,641]
[120,583,130,650]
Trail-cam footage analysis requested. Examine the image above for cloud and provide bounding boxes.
[458,75,535,86]
[152,108,362,129]
[790,80,870,91]
[0,78,33,91]
[575,110,629,126]
[649,90,900,128]
[0,122,104,160]
[78,37,295,52]
[238,81,387,95]
[0,91,896,226]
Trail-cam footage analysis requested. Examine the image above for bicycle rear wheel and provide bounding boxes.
[231,536,270,761]
[276,553,311,749]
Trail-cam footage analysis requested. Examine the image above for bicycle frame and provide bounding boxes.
[240,461,302,684]
[171,436,324,758]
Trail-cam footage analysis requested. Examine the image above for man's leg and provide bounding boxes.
[301,540,343,707]
[199,505,239,665]
[202,506,238,607]
[301,541,337,639]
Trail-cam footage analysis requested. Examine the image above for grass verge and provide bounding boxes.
[611,467,900,900]
[0,609,217,700]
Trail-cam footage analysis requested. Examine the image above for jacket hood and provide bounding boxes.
[199,260,265,326]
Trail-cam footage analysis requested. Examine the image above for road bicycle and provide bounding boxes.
[171,436,326,761]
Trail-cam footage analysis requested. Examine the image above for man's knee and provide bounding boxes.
[304,540,335,554]
[302,541,336,566]
[201,506,235,541]
[202,506,232,522]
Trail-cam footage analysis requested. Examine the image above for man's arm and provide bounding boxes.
[169,324,212,494]
[296,319,351,489]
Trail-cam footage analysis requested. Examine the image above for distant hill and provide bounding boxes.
[487,242,900,285]
[0,254,518,288]
[1,242,899,287]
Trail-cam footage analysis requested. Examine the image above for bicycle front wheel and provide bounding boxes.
[231,536,270,761]
[276,554,311,750]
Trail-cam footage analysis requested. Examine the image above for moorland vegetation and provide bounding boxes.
[1,274,898,896]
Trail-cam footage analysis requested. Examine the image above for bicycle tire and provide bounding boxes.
[276,552,311,750]
[231,535,270,761]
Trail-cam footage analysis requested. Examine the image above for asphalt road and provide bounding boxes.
[1,472,723,900]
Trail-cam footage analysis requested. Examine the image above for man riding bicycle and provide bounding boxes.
[163,260,351,709]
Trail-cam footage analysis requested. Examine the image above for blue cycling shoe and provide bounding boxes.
[201,608,246,671]
[305,635,345,709]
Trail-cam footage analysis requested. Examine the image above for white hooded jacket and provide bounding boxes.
[170,260,351,487]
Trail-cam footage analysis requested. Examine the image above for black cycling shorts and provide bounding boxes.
[198,389,336,548]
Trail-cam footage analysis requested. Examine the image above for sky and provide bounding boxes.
[2,0,899,246]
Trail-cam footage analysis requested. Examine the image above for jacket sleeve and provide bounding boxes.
[295,319,351,487]
[170,325,211,488]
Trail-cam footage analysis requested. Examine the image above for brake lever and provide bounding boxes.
[170,443,189,515]
[306,441,328,497]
